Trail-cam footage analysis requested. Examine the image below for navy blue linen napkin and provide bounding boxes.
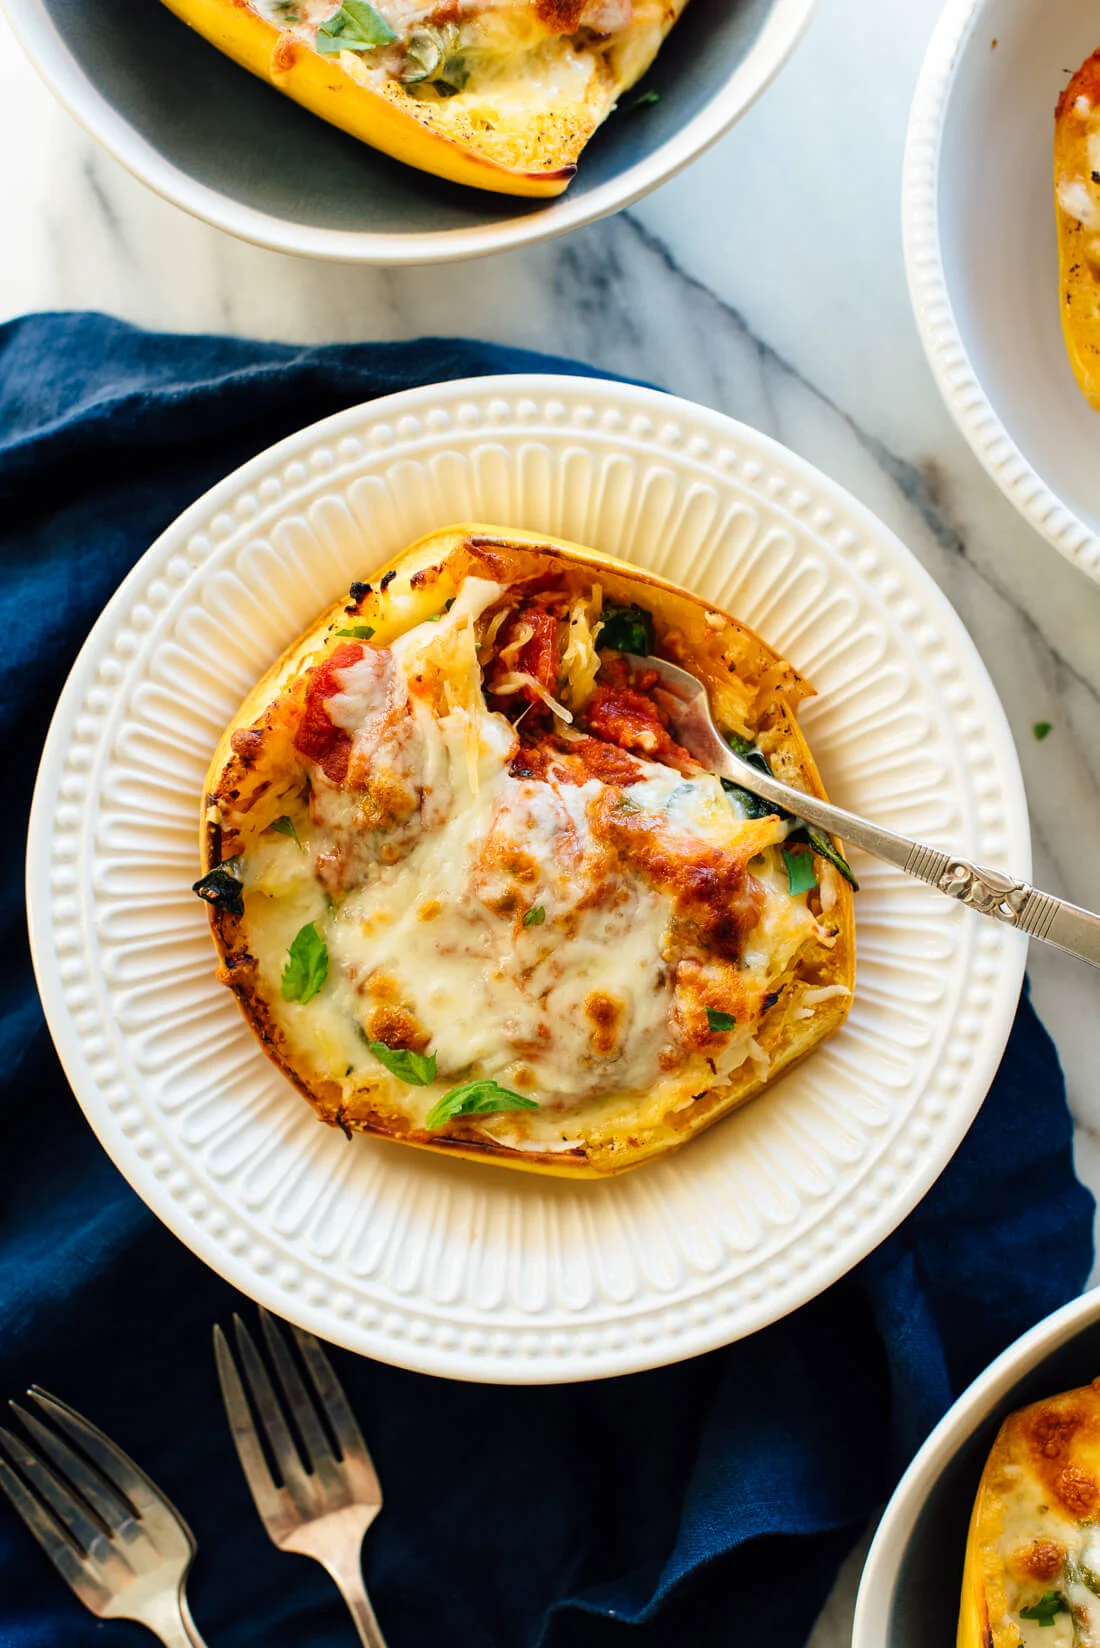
[0,311,1093,1648]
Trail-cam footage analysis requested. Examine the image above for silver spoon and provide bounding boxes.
[628,652,1100,971]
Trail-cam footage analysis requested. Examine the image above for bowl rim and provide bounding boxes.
[852,1280,1100,1646]
[901,0,1100,582]
[0,0,816,266]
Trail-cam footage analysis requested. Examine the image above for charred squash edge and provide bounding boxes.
[198,523,856,1178]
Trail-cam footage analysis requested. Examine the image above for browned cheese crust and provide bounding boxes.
[198,525,856,1177]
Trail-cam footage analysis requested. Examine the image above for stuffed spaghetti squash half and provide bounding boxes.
[195,526,856,1177]
[160,0,688,196]
[1055,48,1100,410]
[959,1379,1100,1647]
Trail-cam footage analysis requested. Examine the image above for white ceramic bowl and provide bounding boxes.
[0,0,814,264]
[27,374,1030,1383]
[904,0,1100,579]
[853,1282,1100,1648]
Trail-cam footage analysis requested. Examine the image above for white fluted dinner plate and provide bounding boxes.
[27,377,1029,1383]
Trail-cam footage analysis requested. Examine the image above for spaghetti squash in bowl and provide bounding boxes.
[159,0,689,196]
[194,525,855,1177]
[959,1379,1100,1647]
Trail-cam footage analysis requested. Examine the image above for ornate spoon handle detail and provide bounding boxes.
[901,846,1100,964]
[635,652,1100,974]
[727,769,1100,970]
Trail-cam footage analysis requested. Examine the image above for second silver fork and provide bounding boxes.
[214,1309,387,1648]
[0,1388,206,1648]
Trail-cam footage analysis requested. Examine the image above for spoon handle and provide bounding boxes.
[719,751,1100,970]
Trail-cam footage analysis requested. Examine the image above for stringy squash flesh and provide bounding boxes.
[196,525,856,1178]
[160,0,689,195]
[1056,48,1100,409]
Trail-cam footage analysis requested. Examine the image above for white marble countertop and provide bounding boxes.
[4,0,1100,1638]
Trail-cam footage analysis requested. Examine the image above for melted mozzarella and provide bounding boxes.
[1059,177,1100,231]
[991,1459,1100,1646]
[328,769,673,1113]
[243,597,823,1141]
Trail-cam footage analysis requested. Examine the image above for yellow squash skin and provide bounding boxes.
[199,525,856,1178]
[1055,49,1100,410]
[959,1378,1100,1647]
[160,0,685,197]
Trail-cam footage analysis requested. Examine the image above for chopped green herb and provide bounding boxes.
[629,89,661,110]
[721,780,777,821]
[268,815,301,847]
[802,826,859,891]
[782,848,818,896]
[400,24,467,92]
[522,905,546,927]
[281,923,329,1004]
[723,737,859,889]
[1034,721,1053,741]
[316,0,396,52]
[1019,1591,1069,1626]
[425,1080,539,1132]
[337,624,376,640]
[598,603,656,656]
[192,861,244,917]
[706,1008,736,1033]
[427,599,456,622]
[722,736,784,821]
[368,1042,436,1086]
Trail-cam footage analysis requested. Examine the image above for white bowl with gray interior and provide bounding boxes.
[0,0,815,264]
[853,1284,1100,1648]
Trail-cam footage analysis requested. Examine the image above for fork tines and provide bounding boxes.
[213,1310,381,1540]
[0,1389,188,1613]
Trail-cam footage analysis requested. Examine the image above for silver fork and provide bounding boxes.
[214,1310,387,1648]
[0,1387,206,1648]
[635,650,1100,970]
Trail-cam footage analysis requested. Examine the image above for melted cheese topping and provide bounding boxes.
[252,0,671,115]
[973,1387,1100,1647]
[233,581,827,1149]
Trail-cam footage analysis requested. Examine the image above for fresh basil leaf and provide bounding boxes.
[598,604,655,656]
[317,0,396,51]
[802,827,859,891]
[400,24,467,91]
[1019,1591,1069,1626]
[782,848,818,896]
[281,922,328,1003]
[425,1079,539,1132]
[342,0,396,38]
[192,862,244,917]
[368,1041,436,1086]
[706,1008,736,1032]
[1034,720,1053,741]
[337,624,375,639]
[522,905,546,927]
[268,815,301,847]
